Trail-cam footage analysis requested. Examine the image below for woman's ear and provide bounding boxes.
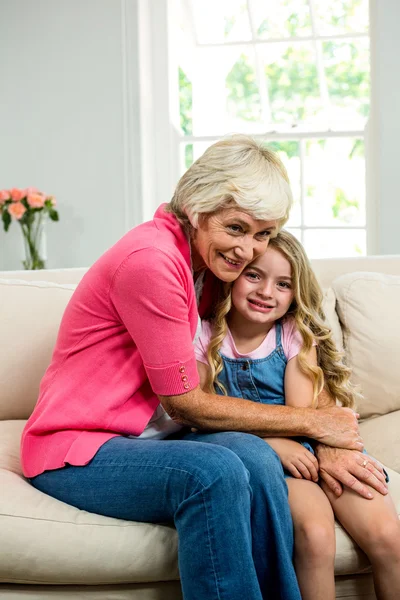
[185,210,198,229]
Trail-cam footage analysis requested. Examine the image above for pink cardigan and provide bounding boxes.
[21,205,213,478]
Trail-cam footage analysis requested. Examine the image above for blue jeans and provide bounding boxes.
[30,431,301,600]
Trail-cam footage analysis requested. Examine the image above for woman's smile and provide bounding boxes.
[191,207,278,282]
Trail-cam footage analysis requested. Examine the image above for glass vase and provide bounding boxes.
[20,211,46,270]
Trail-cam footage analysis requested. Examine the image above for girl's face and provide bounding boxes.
[230,246,295,325]
[191,207,277,282]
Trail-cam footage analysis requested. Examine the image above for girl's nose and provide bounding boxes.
[258,280,273,298]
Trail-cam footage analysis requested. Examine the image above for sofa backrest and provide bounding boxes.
[0,278,78,420]
[1,256,400,422]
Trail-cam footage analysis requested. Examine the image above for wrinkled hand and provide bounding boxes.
[266,438,319,482]
[311,406,363,450]
[315,445,388,499]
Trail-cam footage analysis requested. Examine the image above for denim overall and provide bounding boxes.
[216,321,314,457]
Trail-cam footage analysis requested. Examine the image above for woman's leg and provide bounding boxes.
[180,430,301,600]
[286,479,336,600]
[31,436,264,600]
[322,481,400,600]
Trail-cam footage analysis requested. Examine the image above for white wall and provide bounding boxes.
[0,0,143,270]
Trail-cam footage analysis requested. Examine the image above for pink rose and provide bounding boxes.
[27,193,45,208]
[8,202,27,220]
[9,188,25,202]
[0,190,10,205]
[23,187,39,196]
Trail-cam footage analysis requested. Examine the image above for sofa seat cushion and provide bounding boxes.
[1,421,400,585]
[360,411,400,474]
[0,421,179,585]
[332,272,400,420]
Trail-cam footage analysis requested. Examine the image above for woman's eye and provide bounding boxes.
[227,224,243,233]
[258,230,272,239]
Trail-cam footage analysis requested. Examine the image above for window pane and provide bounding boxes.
[251,0,312,39]
[303,138,365,227]
[313,0,369,36]
[323,38,370,128]
[192,46,262,136]
[264,141,301,227]
[179,141,216,175]
[304,229,366,258]
[285,228,302,243]
[190,0,251,44]
[179,67,193,136]
[226,52,262,128]
[259,43,323,126]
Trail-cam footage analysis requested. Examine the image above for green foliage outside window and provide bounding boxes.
[332,187,359,221]
[179,67,193,135]
[226,54,261,122]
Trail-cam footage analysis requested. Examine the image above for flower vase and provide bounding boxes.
[20,211,46,270]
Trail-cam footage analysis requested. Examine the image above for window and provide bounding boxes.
[170,0,370,258]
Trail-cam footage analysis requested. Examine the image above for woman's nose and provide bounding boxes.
[234,237,262,262]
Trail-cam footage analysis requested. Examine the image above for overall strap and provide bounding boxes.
[275,320,282,347]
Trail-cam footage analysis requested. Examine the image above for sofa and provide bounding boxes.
[1,255,400,600]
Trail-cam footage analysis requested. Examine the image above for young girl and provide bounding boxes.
[194,230,400,600]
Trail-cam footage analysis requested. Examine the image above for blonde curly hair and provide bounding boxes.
[204,230,361,409]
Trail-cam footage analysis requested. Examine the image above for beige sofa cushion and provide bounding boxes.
[0,279,76,420]
[0,420,179,586]
[360,410,400,474]
[322,287,343,351]
[333,272,400,420]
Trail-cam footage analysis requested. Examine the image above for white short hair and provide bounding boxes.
[168,134,293,229]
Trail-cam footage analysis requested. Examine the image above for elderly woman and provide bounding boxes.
[21,136,386,600]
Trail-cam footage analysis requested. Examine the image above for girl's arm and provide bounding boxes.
[284,348,388,495]
[265,346,319,480]
[284,346,317,409]
[197,361,210,391]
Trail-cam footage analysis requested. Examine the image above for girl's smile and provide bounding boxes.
[229,246,295,327]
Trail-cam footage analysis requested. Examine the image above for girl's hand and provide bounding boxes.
[265,437,319,482]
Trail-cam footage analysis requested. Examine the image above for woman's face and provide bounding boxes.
[191,207,278,282]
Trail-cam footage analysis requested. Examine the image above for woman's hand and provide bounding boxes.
[308,406,364,451]
[315,445,389,499]
[265,438,319,482]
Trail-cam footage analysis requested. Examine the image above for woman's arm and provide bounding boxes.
[158,385,362,448]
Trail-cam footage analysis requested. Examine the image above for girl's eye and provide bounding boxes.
[278,281,291,289]
[245,272,260,281]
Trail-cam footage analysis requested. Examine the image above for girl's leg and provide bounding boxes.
[287,479,336,600]
[31,436,264,600]
[180,430,302,600]
[322,482,400,600]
